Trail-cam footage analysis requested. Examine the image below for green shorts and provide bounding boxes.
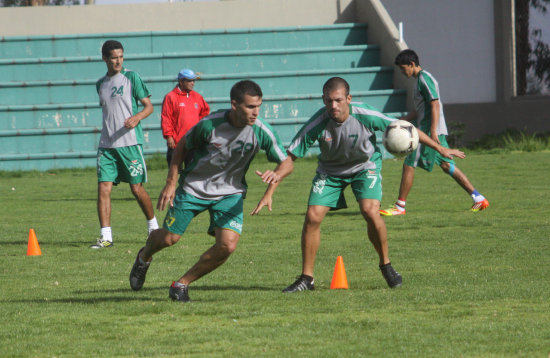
[307,168,382,210]
[163,188,244,236]
[97,145,148,185]
[404,135,455,172]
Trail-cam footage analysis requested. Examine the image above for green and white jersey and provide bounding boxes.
[179,110,287,200]
[415,70,448,135]
[288,103,396,177]
[96,68,151,148]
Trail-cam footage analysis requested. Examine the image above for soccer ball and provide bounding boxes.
[382,120,419,157]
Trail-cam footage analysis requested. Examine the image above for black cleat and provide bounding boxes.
[282,274,315,293]
[380,263,402,288]
[169,282,190,303]
[129,248,150,291]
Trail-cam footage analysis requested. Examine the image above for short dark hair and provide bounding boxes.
[322,77,350,96]
[395,49,420,66]
[230,80,263,103]
[102,40,124,58]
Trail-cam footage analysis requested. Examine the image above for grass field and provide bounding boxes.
[1,151,549,357]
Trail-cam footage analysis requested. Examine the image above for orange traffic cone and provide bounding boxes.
[27,229,42,256]
[330,256,348,289]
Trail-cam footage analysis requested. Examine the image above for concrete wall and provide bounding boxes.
[380,0,496,104]
[379,0,550,144]
[0,0,355,36]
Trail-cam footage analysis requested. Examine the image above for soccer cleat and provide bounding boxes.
[169,282,190,303]
[471,198,489,212]
[129,248,150,291]
[380,263,402,288]
[282,274,315,293]
[89,237,113,249]
[379,206,406,216]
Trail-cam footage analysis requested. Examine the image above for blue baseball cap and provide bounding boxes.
[178,69,199,80]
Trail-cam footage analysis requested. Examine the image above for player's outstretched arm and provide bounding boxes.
[251,156,295,215]
[417,128,465,160]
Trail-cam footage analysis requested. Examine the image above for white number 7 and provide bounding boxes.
[367,175,377,189]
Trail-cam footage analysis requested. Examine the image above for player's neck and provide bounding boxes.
[412,66,422,78]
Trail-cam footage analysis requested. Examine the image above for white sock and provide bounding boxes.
[100,227,112,242]
[471,189,485,202]
[147,217,159,234]
[395,199,406,211]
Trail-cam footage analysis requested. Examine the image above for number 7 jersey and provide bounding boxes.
[287,102,396,177]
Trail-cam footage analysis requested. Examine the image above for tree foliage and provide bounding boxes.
[515,0,550,95]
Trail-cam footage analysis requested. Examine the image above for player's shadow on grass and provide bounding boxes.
[74,284,273,295]
[40,197,136,202]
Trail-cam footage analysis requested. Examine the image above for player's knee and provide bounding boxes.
[130,183,145,196]
[151,229,180,247]
[360,204,379,222]
[440,162,455,176]
[304,214,321,227]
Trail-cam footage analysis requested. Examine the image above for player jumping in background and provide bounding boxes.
[380,49,489,216]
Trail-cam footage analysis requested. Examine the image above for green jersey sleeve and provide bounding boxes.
[287,107,328,158]
[253,119,287,163]
[418,71,439,103]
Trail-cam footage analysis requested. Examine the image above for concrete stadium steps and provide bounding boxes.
[0,23,368,59]
[0,67,394,106]
[0,45,380,82]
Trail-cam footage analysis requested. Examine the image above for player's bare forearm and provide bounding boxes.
[251,157,294,215]
[430,100,440,143]
[125,97,154,128]
[417,128,464,159]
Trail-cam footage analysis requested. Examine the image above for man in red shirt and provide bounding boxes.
[161,68,210,166]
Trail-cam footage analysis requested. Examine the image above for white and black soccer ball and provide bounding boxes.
[382,120,419,157]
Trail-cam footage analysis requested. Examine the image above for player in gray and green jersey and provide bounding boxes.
[96,68,149,148]
[180,109,287,201]
[90,40,158,249]
[380,49,489,217]
[282,77,463,293]
[129,80,294,302]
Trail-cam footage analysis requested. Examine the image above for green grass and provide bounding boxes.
[1,152,549,357]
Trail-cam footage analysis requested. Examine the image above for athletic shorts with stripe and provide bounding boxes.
[404,134,455,172]
[163,188,244,236]
[308,168,383,210]
[97,145,148,185]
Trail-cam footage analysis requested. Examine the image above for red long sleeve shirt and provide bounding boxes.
[161,86,210,144]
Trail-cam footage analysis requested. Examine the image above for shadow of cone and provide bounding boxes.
[27,228,42,256]
[330,256,348,289]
